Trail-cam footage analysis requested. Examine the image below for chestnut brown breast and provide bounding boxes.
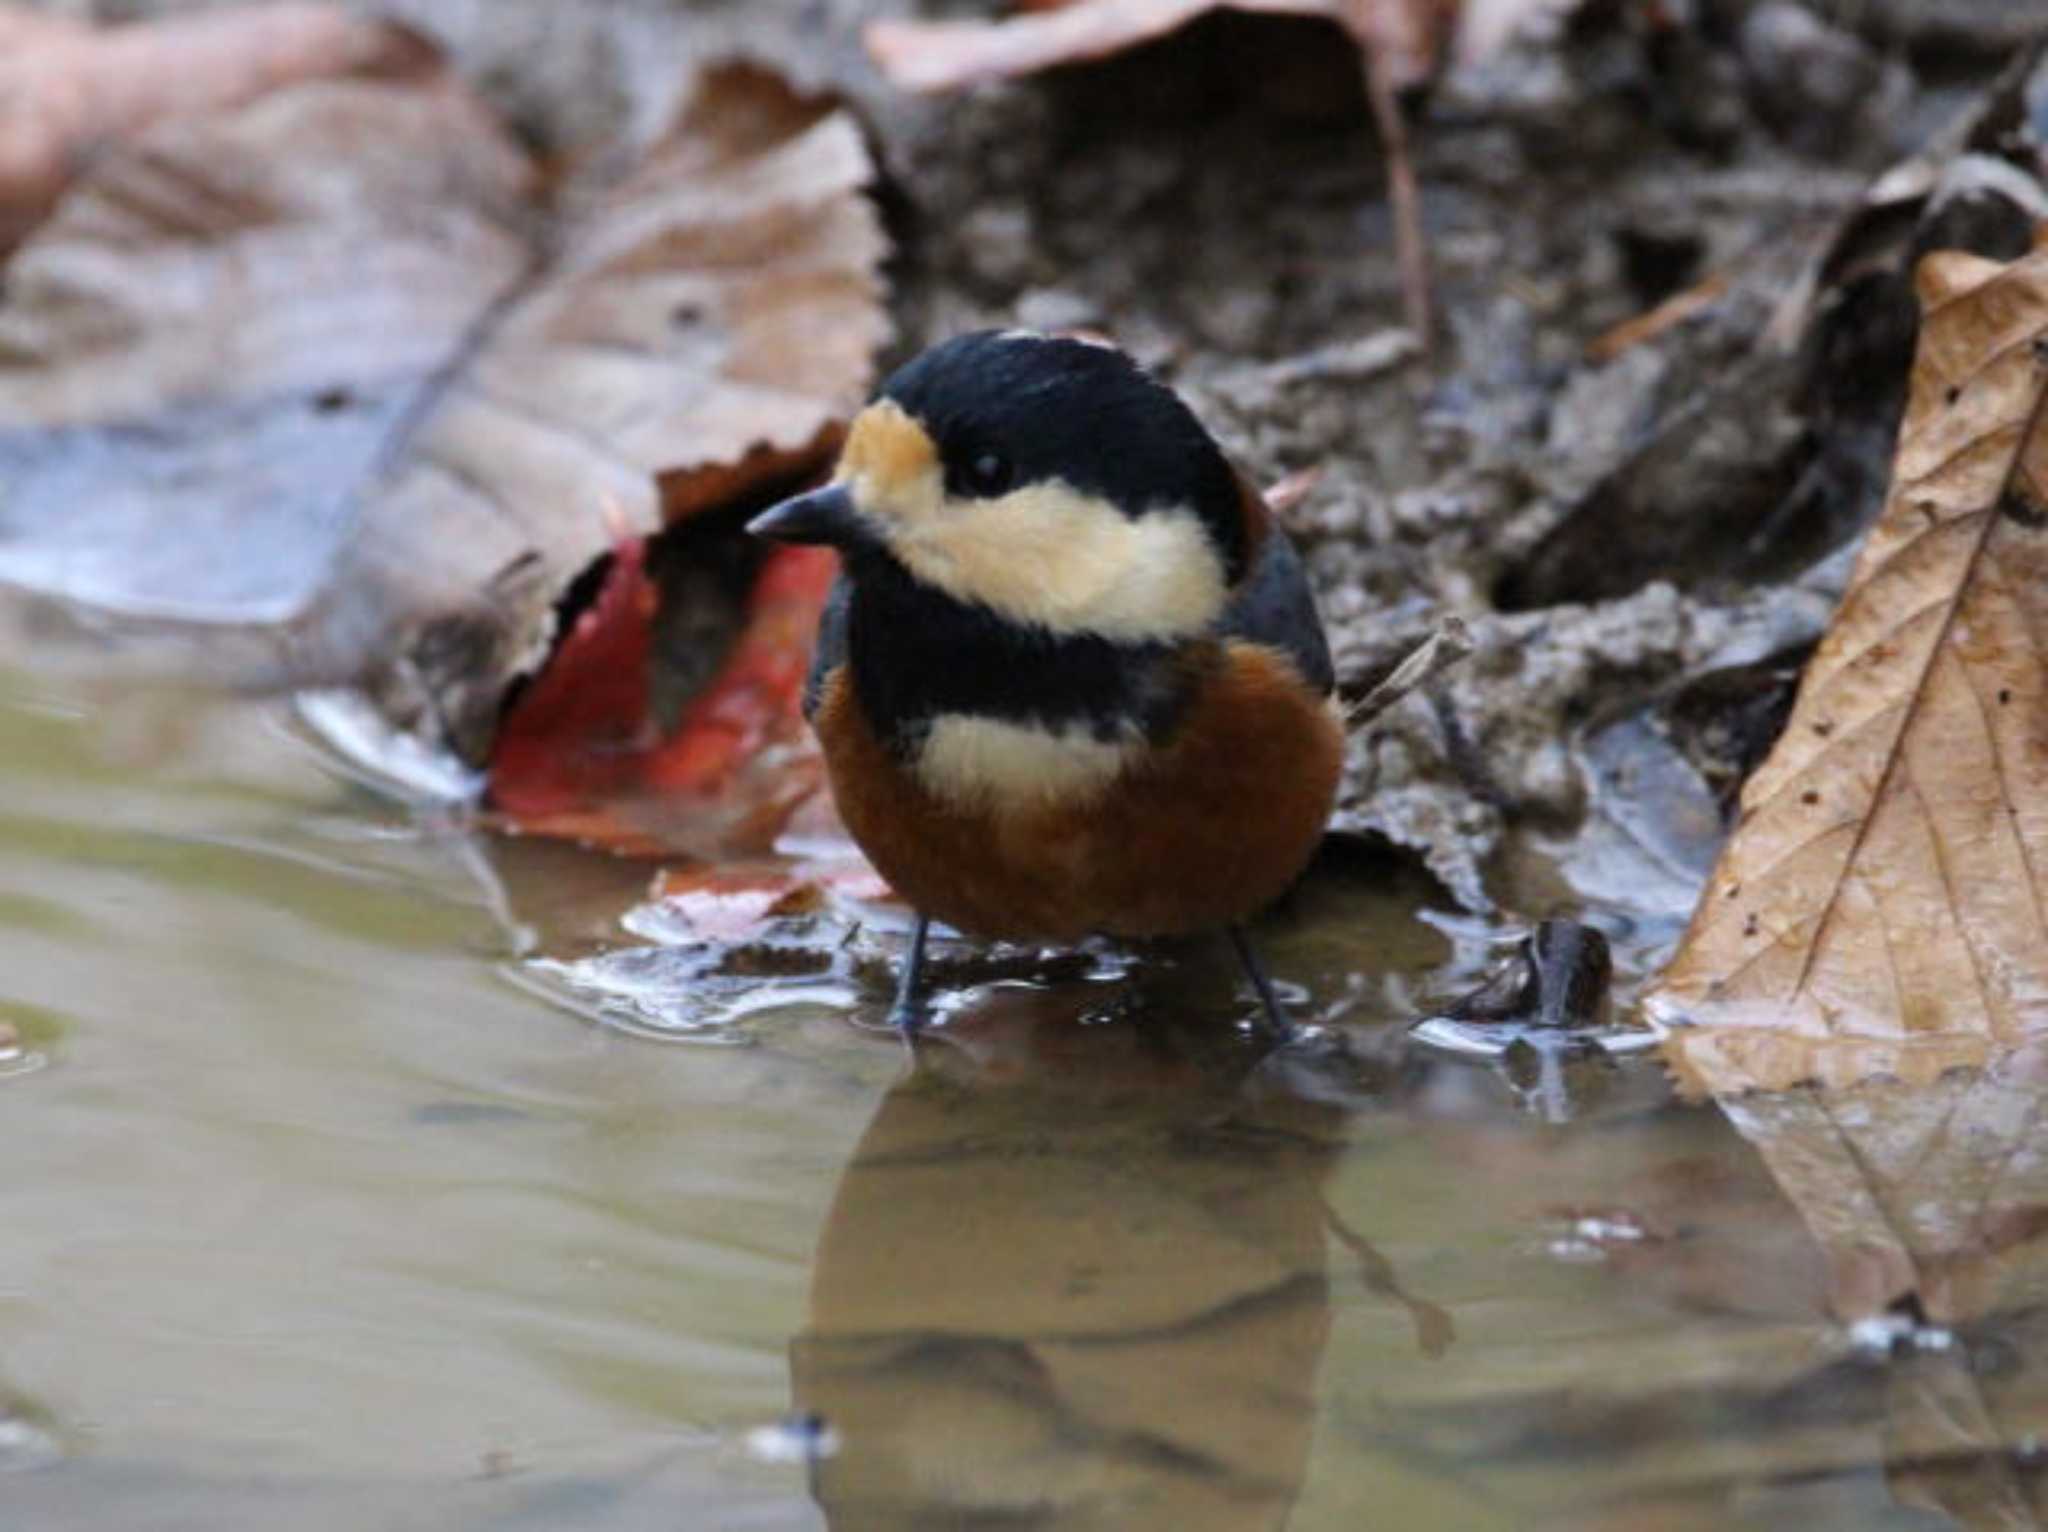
[814,641,1343,942]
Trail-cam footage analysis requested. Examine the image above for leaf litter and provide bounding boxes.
[0,40,889,846]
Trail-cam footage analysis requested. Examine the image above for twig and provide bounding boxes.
[1354,6,1435,356]
[1322,1194,1456,1358]
[1261,464,1327,519]
[1585,270,1731,364]
[1346,615,1472,727]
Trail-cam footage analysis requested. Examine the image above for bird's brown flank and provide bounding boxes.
[815,638,1344,943]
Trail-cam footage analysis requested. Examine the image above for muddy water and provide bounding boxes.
[0,665,1973,1530]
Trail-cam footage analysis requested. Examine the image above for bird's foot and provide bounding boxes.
[1229,924,1300,1045]
[886,997,930,1035]
[886,913,934,1037]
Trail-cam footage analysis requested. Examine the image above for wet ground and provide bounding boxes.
[0,661,2009,1531]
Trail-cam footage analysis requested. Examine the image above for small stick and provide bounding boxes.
[1347,615,1473,728]
[1354,7,1435,356]
[1584,271,1731,364]
[1261,464,1327,520]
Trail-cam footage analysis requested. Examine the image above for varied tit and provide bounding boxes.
[747,330,1344,1037]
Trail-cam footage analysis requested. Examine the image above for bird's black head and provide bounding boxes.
[747,330,1251,643]
[877,331,1250,574]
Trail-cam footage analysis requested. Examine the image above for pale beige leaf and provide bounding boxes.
[1449,0,1581,66]
[0,61,889,759]
[865,0,1455,96]
[1645,230,2048,1093]
[0,76,535,614]
[0,3,435,251]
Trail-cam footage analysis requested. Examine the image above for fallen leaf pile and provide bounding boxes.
[1646,230,2048,1094]
[0,14,890,855]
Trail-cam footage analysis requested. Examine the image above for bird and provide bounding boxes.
[746,329,1344,1038]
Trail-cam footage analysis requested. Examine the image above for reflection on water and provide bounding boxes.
[1725,1056,2048,1527]
[5,660,2048,1528]
[794,1018,1366,1530]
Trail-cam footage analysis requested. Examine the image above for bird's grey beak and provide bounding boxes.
[746,482,872,550]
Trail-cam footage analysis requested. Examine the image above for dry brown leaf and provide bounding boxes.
[0,59,888,761]
[1645,230,2048,1094]
[866,0,1456,97]
[0,3,434,251]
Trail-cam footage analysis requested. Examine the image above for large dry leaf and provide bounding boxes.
[866,0,1459,95]
[0,3,434,251]
[0,59,888,760]
[1645,231,2048,1094]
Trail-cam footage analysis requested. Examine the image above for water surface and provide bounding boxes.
[0,664,1989,1529]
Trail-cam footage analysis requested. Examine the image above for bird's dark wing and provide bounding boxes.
[802,572,853,721]
[1216,522,1335,697]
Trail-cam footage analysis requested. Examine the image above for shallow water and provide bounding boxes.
[0,664,2013,1530]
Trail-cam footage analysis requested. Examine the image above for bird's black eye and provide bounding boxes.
[962,449,1013,497]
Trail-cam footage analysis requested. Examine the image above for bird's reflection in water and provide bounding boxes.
[788,988,1446,1531]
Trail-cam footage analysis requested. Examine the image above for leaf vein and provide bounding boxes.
[1788,359,2048,1005]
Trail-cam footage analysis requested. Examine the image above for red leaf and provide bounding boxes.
[647,849,893,941]
[643,866,831,942]
[643,545,838,794]
[488,537,660,818]
[485,536,845,860]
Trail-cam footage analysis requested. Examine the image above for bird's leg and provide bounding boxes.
[1228,924,1297,1043]
[887,913,934,1034]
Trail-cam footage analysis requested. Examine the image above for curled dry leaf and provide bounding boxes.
[866,0,1457,97]
[0,58,889,775]
[1645,230,2048,1094]
[0,2,435,251]
[0,73,535,628]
